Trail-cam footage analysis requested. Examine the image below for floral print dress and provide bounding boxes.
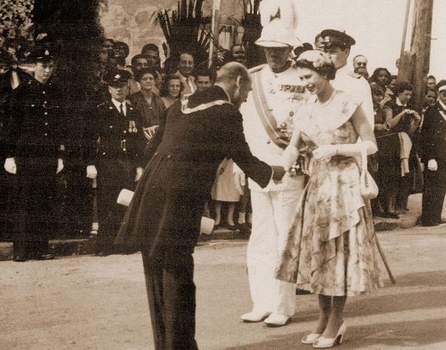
[275,91,382,296]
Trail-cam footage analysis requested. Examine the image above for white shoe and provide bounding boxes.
[313,322,346,348]
[302,333,322,344]
[263,313,290,327]
[240,311,271,322]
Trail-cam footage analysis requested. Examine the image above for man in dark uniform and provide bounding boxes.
[3,46,65,261]
[115,62,286,350]
[420,79,446,226]
[85,69,146,256]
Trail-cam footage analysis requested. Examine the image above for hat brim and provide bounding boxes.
[320,29,356,46]
[255,40,294,48]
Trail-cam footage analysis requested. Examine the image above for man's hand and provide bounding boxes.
[86,165,98,179]
[135,167,143,181]
[4,157,16,174]
[233,172,246,195]
[143,125,159,140]
[271,165,286,183]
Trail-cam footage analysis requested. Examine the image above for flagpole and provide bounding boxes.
[208,0,220,68]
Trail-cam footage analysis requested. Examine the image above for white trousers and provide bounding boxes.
[246,188,302,317]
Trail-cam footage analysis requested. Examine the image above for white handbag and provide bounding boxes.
[360,147,379,199]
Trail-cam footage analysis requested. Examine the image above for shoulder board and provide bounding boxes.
[96,102,107,108]
[248,64,267,75]
[348,71,362,79]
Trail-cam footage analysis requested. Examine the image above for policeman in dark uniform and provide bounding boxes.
[3,46,65,261]
[85,69,146,256]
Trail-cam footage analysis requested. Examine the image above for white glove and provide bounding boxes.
[143,125,159,140]
[4,157,17,174]
[86,165,98,179]
[135,167,143,181]
[56,158,64,174]
[233,172,246,196]
[428,159,438,171]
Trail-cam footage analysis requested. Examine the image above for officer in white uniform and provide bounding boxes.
[321,28,374,129]
[234,14,305,327]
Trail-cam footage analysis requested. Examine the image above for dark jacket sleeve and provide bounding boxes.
[223,105,272,188]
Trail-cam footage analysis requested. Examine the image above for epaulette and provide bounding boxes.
[248,64,267,74]
[96,102,107,108]
[348,71,362,79]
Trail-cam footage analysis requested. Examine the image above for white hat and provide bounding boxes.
[255,18,301,48]
[255,0,300,48]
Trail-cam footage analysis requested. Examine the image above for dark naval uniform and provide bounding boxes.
[85,99,146,255]
[420,100,446,226]
[4,76,66,259]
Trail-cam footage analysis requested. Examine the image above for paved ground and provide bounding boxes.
[1,192,446,349]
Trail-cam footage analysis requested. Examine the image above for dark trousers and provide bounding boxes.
[13,156,58,258]
[96,158,135,253]
[141,248,199,350]
[421,166,446,225]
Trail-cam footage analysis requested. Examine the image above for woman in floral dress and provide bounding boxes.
[276,50,382,348]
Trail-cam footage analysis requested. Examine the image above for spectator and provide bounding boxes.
[426,75,437,90]
[354,66,369,80]
[352,54,368,70]
[383,81,421,214]
[113,41,130,70]
[175,51,196,96]
[314,33,324,51]
[141,43,161,70]
[129,67,165,141]
[370,83,399,218]
[195,68,214,92]
[231,44,247,66]
[159,74,182,110]
[211,158,240,230]
[370,67,393,106]
[128,54,149,95]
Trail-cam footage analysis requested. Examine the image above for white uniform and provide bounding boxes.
[236,63,305,318]
[331,65,374,129]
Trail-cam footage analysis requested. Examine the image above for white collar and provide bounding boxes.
[112,99,126,113]
[396,98,406,107]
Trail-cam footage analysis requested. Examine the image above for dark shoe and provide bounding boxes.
[382,212,400,219]
[226,224,237,231]
[37,253,55,260]
[13,255,27,262]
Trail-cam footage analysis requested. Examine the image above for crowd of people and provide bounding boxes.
[0,5,445,349]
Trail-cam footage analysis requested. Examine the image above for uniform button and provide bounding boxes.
[42,91,46,94]
[44,133,48,136]
[167,155,171,158]
[266,139,271,144]
[45,122,48,125]
[123,130,127,134]
[44,112,48,115]
[103,152,106,155]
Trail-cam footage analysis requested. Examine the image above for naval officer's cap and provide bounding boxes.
[105,69,132,87]
[320,28,356,50]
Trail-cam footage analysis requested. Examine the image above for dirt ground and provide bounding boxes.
[1,223,446,350]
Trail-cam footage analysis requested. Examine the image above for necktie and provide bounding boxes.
[119,103,125,116]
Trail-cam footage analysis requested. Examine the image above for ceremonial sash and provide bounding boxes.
[251,71,289,149]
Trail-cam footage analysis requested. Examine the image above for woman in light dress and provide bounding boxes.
[276,50,382,348]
